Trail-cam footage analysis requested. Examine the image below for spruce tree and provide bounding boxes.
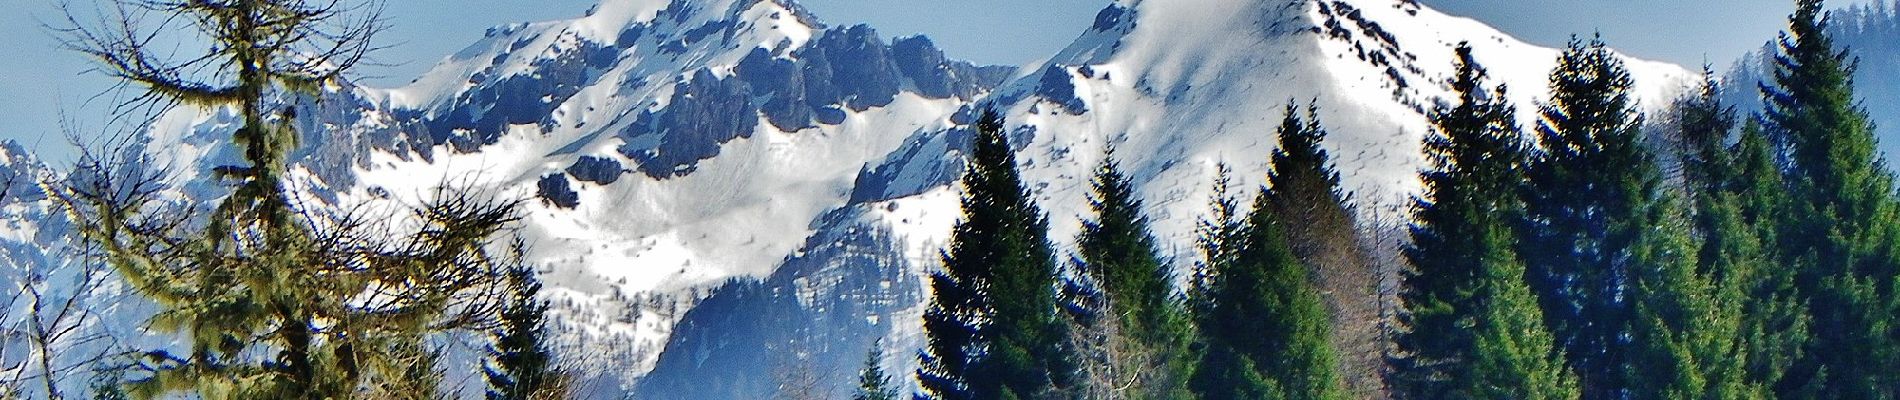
[487,263,561,400]
[1623,203,1760,400]
[1462,227,1578,400]
[1190,186,1346,400]
[1678,67,1741,197]
[1393,42,1555,399]
[1191,105,1362,400]
[1518,36,1664,399]
[1727,122,1811,393]
[1761,1,1900,397]
[917,109,1072,400]
[1263,102,1383,394]
[1191,164,1245,321]
[1673,74,1805,398]
[1075,150,1195,398]
[853,343,900,400]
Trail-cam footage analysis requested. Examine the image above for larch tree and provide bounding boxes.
[54,0,526,398]
[1263,101,1383,395]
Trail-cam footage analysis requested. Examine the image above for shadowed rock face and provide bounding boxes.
[359,0,1015,184]
[619,69,759,179]
[538,173,580,208]
[567,156,627,185]
[608,23,1012,179]
[426,39,620,153]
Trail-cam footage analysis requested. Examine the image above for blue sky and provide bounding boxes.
[0,0,1872,163]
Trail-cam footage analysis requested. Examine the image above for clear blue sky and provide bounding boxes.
[0,0,1872,164]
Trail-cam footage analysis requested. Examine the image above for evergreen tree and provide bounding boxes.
[1727,122,1811,393]
[1191,164,1245,321]
[1518,36,1664,399]
[917,109,1072,400]
[1263,101,1384,394]
[487,262,561,400]
[853,343,900,400]
[1191,106,1360,400]
[1074,149,1195,398]
[1462,227,1579,400]
[1623,204,1760,400]
[1672,74,1805,398]
[1678,67,1742,197]
[1191,186,1346,400]
[1393,42,1565,399]
[1761,1,1900,396]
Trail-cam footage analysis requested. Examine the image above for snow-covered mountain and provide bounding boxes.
[3,0,1715,397]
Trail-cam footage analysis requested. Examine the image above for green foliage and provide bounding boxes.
[1760,1,1900,397]
[1191,164,1245,322]
[1720,123,1811,393]
[487,262,561,400]
[917,109,1072,400]
[1393,42,1544,399]
[1667,75,1803,399]
[1188,346,1280,400]
[853,343,900,400]
[1461,227,1577,400]
[1623,203,1761,400]
[1518,36,1663,399]
[1263,101,1384,395]
[1192,170,1346,399]
[1075,150,1196,399]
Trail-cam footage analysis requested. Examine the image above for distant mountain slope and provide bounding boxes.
[10,0,1713,398]
[637,0,1693,397]
[1723,0,1900,159]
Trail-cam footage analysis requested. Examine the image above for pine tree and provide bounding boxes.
[1761,1,1900,397]
[1074,149,1195,398]
[1393,42,1563,399]
[487,262,561,400]
[917,109,1072,400]
[853,343,900,400]
[1518,36,1665,399]
[1263,101,1383,394]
